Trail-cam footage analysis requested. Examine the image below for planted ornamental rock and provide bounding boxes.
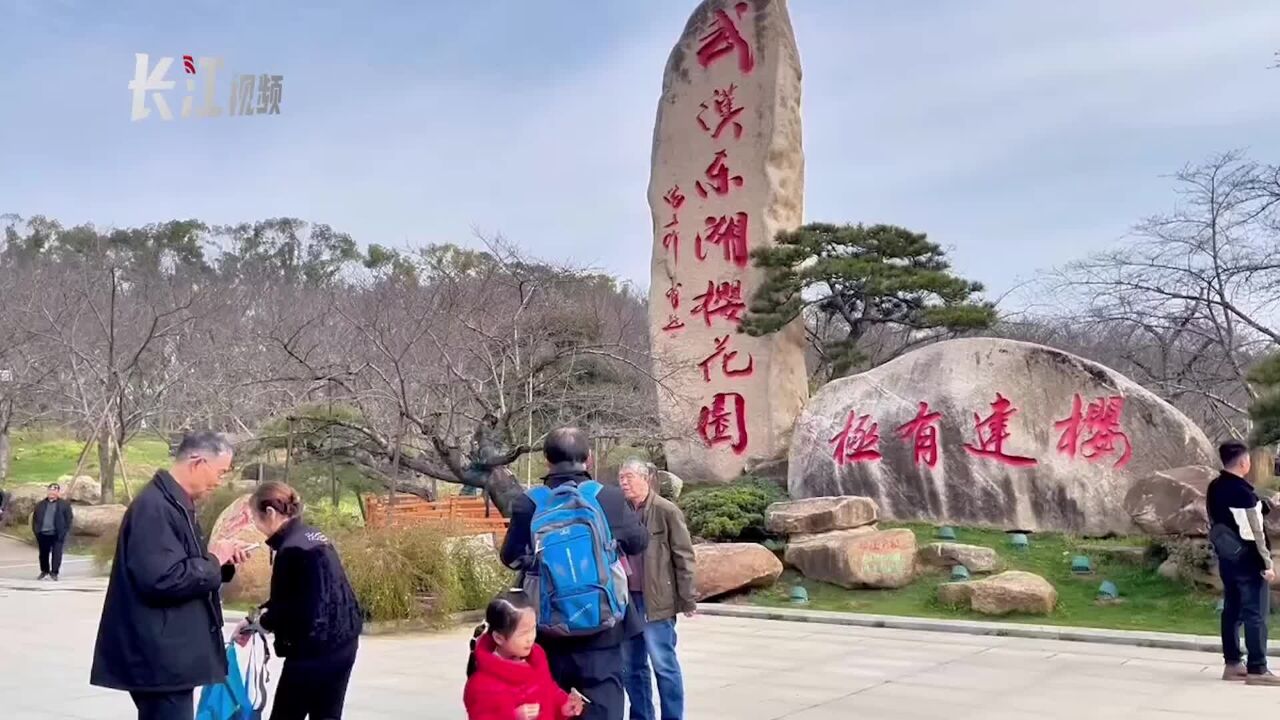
[917,542,1000,574]
[784,528,916,589]
[765,496,878,535]
[693,542,783,601]
[938,570,1057,616]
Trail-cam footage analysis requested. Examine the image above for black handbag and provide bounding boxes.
[1210,522,1248,564]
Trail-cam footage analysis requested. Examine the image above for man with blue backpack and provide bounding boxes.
[501,427,650,720]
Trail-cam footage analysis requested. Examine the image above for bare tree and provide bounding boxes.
[8,226,205,501]
[258,238,657,515]
[1046,151,1280,438]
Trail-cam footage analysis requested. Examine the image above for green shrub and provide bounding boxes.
[336,524,512,623]
[451,539,515,611]
[678,476,785,542]
[1164,538,1215,576]
[304,502,364,535]
[196,484,243,543]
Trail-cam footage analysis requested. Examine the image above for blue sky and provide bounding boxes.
[2,0,1278,303]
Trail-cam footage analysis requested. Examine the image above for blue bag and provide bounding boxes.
[524,481,629,637]
[196,623,270,720]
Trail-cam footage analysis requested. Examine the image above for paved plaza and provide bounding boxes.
[4,558,1280,720]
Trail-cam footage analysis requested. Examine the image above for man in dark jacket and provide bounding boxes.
[90,431,251,720]
[618,458,696,720]
[1207,441,1280,686]
[32,483,73,580]
[501,427,649,720]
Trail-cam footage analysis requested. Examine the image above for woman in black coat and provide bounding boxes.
[241,482,363,720]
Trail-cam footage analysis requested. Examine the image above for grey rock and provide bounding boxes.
[765,496,878,535]
[1123,465,1216,537]
[784,528,916,589]
[788,338,1215,536]
[918,542,1001,573]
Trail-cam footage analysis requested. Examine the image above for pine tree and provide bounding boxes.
[742,222,996,376]
[1248,354,1280,446]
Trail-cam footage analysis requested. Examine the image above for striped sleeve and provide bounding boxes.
[1231,503,1273,570]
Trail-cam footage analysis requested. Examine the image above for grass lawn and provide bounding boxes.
[7,431,172,489]
[743,523,1263,638]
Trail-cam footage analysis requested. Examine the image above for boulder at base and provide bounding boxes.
[59,475,102,505]
[917,542,1000,573]
[656,470,684,501]
[209,495,270,603]
[938,570,1057,616]
[693,543,783,601]
[71,504,127,538]
[789,338,1215,536]
[784,528,916,589]
[1123,465,1216,537]
[765,496,878,535]
[3,484,51,523]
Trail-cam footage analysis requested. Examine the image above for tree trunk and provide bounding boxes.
[0,429,9,486]
[484,467,524,518]
[98,427,116,505]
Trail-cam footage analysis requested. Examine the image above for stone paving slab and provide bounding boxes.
[8,586,1280,718]
[0,534,97,581]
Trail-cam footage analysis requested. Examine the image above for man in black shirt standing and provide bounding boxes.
[31,483,73,580]
[1207,441,1280,686]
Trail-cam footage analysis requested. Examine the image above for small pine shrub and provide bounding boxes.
[678,476,785,542]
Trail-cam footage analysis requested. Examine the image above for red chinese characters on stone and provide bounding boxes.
[696,213,749,268]
[697,84,745,140]
[830,410,882,465]
[695,150,744,199]
[661,185,685,264]
[697,3,755,74]
[663,185,686,212]
[690,279,746,327]
[663,230,680,264]
[661,283,685,333]
[963,393,1038,467]
[1054,393,1132,468]
[698,392,748,454]
[896,401,943,468]
[697,334,754,382]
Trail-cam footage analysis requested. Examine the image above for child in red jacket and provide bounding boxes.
[465,592,585,720]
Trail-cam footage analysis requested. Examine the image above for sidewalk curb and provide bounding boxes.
[696,603,1278,657]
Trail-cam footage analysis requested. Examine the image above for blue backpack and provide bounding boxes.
[524,481,629,637]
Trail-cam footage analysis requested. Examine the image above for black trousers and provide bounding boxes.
[271,639,359,719]
[1221,560,1270,672]
[547,645,625,720]
[36,533,64,575]
[130,689,193,720]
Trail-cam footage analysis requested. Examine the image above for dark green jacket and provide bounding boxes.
[637,491,697,622]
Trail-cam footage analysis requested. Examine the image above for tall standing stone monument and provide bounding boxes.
[648,0,808,483]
